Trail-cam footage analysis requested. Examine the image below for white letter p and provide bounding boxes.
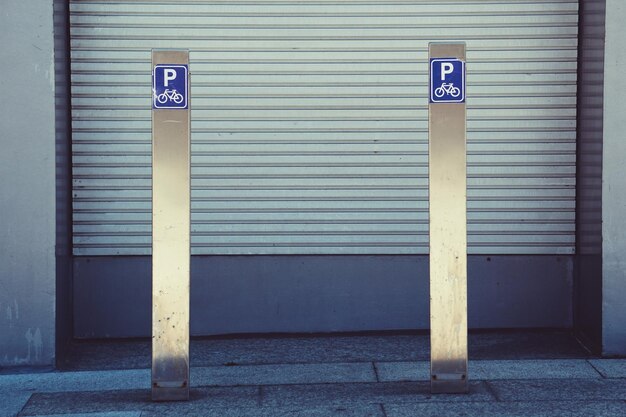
[164,69,177,87]
[441,63,454,81]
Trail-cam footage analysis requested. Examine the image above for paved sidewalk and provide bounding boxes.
[1,332,625,416]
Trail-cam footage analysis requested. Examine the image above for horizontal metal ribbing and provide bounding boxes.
[70,0,578,255]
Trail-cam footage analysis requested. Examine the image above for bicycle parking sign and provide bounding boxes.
[430,58,465,103]
[153,64,188,109]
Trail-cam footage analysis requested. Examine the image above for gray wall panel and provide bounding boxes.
[70,0,578,256]
[0,0,57,366]
[602,0,626,356]
[74,256,573,338]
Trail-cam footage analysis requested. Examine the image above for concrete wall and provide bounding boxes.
[602,0,626,356]
[0,0,56,366]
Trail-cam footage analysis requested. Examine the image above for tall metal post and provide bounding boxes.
[151,49,190,401]
[428,43,468,394]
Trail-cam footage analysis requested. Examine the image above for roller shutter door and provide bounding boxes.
[70,0,578,255]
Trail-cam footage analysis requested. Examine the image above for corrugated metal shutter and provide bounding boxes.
[70,0,578,256]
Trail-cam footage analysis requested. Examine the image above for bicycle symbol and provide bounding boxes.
[156,89,184,104]
[434,83,461,98]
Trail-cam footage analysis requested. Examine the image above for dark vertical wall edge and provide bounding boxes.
[575,0,605,354]
[54,0,73,368]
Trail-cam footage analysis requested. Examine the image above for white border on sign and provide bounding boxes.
[153,64,188,109]
[430,58,465,103]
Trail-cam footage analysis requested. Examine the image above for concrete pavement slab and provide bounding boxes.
[31,413,141,417]
[374,361,429,382]
[18,387,258,416]
[471,359,601,380]
[589,359,626,378]
[0,370,149,393]
[192,362,376,387]
[489,378,626,401]
[1,363,375,394]
[384,401,626,417]
[140,405,384,417]
[0,392,32,417]
[261,381,493,408]
[18,388,384,417]
[375,359,601,382]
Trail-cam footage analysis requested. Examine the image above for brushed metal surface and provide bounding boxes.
[429,43,468,394]
[151,49,190,401]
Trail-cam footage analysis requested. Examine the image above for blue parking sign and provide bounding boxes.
[153,64,188,109]
[430,58,465,103]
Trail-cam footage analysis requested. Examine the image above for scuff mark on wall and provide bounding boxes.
[25,328,34,362]
[48,58,55,90]
[25,328,44,363]
[1,296,48,365]
[34,328,43,362]
[3,300,20,329]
